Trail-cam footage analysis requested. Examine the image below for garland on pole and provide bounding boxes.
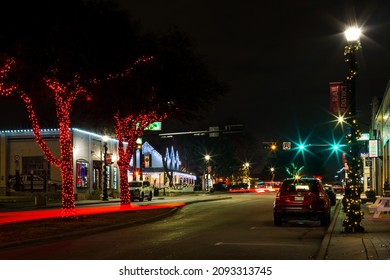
[342,39,364,232]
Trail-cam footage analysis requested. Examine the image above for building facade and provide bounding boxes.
[371,81,390,196]
[0,128,196,199]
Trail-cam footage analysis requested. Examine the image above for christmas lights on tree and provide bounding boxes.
[115,109,167,205]
[0,55,156,217]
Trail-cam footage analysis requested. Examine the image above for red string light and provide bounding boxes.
[115,109,167,205]
[0,55,160,214]
[0,57,17,96]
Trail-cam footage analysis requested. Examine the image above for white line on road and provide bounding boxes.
[215,242,309,246]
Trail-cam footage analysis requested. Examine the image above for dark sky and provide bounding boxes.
[115,0,390,144]
[0,0,389,179]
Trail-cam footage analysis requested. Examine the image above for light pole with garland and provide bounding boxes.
[342,26,364,233]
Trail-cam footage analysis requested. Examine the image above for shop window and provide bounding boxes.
[93,161,102,190]
[76,160,89,188]
[22,156,50,178]
[113,167,118,189]
[105,165,111,189]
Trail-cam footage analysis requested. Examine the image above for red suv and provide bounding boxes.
[273,177,331,227]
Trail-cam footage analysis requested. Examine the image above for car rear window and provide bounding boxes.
[281,180,320,193]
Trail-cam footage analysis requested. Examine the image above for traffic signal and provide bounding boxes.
[297,142,309,152]
[262,142,278,151]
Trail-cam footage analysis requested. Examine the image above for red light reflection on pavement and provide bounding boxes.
[0,203,185,225]
[228,189,277,193]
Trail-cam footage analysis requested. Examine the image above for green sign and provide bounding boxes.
[136,122,162,131]
[145,122,162,131]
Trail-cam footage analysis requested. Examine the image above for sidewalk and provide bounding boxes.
[318,200,390,260]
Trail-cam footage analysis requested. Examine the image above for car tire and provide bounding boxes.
[147,191,152,201]
[321,213,331,227]
[274,215,282,226]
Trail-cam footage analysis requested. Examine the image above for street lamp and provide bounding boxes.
[342,26,364,232]
[270,167,275,182]
[204,155,211,191]
[244,162,250,185]
[102,136,109,201]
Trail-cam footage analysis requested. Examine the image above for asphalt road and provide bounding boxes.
[0,193,331,260]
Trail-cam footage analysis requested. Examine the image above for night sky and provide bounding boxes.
[1,0,389,179]
[116,0,390,144]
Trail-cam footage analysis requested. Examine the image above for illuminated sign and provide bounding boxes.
[358,133,370,141]
[136,122,162,131]
[369,140,378,157]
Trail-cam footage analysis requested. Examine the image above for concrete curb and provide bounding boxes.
[316,200,341,259]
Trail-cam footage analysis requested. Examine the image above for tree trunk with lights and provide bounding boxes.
[115,116,136,205]
[114,111,166,205]
[0,58,89,218]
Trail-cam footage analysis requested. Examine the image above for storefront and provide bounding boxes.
[0,128,196,198]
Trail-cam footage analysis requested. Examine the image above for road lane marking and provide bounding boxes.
[215,242,309,246]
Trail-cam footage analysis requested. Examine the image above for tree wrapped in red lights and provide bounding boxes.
[0,57,95,216]
[114,110,167,205]
[0,1,228,212]
[0,1,147,217]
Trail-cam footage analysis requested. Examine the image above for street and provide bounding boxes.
[0,193,333,260]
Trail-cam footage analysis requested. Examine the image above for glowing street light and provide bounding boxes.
[337,116,345,124]
[342,25,364,233]
[270,167,275,182]
[204,154,211,191]
[344,27,361,42]
[244,162,250,185]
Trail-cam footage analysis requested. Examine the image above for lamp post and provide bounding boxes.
[270,167,275,182]
[244,162,250,185]
[342,26,364,232]
[204,155,210,191]
[102,136,109,201]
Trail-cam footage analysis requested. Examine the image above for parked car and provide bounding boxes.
[332,183,345,194]
[324,184,337,206]
[8,174,61,191]
[228,183,249,192]
[273,177,331,227]
[129,181,153,202]
[213,182,229,192]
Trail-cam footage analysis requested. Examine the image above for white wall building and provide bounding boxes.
[0,128,196,199]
